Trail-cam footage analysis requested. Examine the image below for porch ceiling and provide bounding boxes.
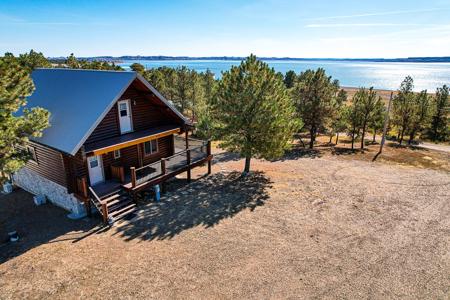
[84,124,181,156]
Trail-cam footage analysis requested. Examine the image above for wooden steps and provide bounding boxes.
[89,188,137,225]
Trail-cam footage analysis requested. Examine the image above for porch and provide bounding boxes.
[75,138,212,223]
[85,140,211,197]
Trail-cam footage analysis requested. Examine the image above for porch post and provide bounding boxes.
[207,141,212,175]
[131,167,136,188]
[186,149,191,183]
[185,129,189,149]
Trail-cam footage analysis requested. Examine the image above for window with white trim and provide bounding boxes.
[113,149,121,159]
[144,139,158,156]
[27,145,38,163]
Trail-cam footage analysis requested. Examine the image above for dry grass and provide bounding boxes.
[0,144,449,299]
[343,87,397,104]
[313,134,450,172]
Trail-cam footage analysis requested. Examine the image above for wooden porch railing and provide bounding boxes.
[88,186,108,224]
[130,140,211,188]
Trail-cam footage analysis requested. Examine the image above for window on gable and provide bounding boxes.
[114,149,121,159]
[27,145,38,163]
[144,139,158,156]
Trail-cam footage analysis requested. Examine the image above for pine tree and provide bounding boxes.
[357,87,381,149]
[173,66,192,114]
[407,90,432,144]
[196,70,217,139]
[292,68,339,148]
[392,76,415,144]
[18,50,51,70]
[0,54,50,182]
[327,89,348,144]
[284,70,297,88]
[344,95,363,150]
[130,63,145,74]
[66,53,80,68]
[214,55,301,173]
[369,99,385,143]
[430,85,449,142]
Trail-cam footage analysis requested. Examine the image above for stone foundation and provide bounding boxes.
[12,167,85,216]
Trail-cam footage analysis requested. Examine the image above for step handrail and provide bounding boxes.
[88,186,109,224]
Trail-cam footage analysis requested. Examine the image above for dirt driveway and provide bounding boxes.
[1,148,449,299]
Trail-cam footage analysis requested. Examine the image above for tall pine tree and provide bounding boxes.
[0,53,50,182]
[430,85,449,142]
[292,68,339,148]
[214,55,301,173]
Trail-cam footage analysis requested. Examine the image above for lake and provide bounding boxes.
[119,59,450,92]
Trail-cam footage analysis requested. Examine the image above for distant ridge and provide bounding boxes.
[50,56,450,63]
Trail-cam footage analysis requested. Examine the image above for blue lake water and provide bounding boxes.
[119,59,450,92]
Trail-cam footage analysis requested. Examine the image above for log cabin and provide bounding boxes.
[12,69,212,224]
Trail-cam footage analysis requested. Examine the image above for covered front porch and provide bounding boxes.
[75,130,212,200]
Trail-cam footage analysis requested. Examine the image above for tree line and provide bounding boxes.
[1,51,449,175]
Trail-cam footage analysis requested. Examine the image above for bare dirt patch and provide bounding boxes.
[0,146,449,299]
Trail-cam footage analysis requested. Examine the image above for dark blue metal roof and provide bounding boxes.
[27,69,136,155]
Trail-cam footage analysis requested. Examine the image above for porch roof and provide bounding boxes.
[84,124,181,156]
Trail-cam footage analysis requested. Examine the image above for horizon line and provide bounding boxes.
[47,55,450,61]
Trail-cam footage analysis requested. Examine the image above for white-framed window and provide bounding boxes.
[26,145,38,163]
[114,149,121,159]
[119,102,128,117]
[144,139,158,156]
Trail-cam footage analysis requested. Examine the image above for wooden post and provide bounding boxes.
[161,158,166,175]
[131,167,137,187]
[207,141,212,174]
[186,149,191,183]
[84,199,92,218]
[373,92,393,161]
[101,202,108,224]
[185,130,189,149]
[119,166,125,183]
[81,177,88,198]
[81,176,91,217]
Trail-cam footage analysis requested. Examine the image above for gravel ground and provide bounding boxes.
[0,149,449,299]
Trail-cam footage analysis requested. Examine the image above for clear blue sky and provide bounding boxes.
[1,0,450,58]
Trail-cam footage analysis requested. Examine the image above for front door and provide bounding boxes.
[118,99,132,134]
[87,155,104,186]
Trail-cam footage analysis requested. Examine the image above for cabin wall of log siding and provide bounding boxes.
[59,80,182,193]
[84,82,179,146]
[141,135,174,165]
[24,142,67,188]
[62,149,88,194]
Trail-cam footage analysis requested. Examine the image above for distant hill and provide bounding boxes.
[60,56,450,63]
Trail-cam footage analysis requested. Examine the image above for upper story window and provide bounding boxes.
[144,139,158,156]
[26,145,38,163]
[117,99,132,134]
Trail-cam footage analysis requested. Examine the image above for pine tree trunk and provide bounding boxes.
[399,127,405,145]
[336,133,339,145]
[329,134,333,144]
[309,126,316,149]
[360,123,366,149]
[372,130,376,143]
[408,129,416,145]
[351,127,355,150]
[244,156,251,174]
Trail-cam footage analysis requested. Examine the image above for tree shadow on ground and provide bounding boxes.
[331,147,364,156]
[276,144,323,161]
[0,189,101,264]
[112,171,272,241]
[387,142,428,151]
[212,151,241,163]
